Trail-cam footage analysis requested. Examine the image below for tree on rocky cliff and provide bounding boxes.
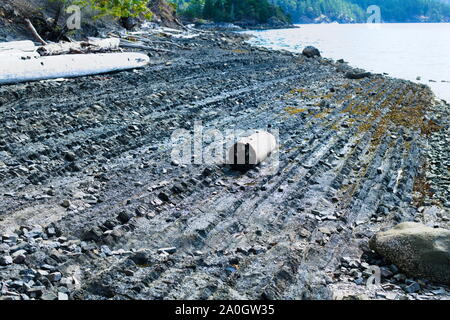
[71,0,153,18]
[174,0,203,19]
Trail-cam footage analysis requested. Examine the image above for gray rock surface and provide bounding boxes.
[0,28,448,300]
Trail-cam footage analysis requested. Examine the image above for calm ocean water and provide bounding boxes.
[245,23,450,102]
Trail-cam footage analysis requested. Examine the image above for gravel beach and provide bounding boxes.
[0,30,449,300]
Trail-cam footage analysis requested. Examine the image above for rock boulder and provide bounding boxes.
[369,222,450,284]
[302,46,321,58]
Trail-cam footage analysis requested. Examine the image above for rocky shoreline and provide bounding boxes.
[192,20,298,32]
[0,30,449,300]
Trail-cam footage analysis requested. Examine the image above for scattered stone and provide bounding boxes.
[48,272,62,282]
[299,228,311,238]
[157,247,177,254]
[377,291,397,300]
[117,210,135,224]
[58,292,69,300]
[46,227,56,237]
[389,264,399,274]
[20,294,30,300]
[2,233,18,243]
[61,199,71,208]
[431,288,448,295]
[63,151,77,162]
[158,192,170,202]
[135,206,147,217]
[318,227,332,235]
[380,266,394,278]
[130,251,150,265]
[81,227,103,242]
[12,251,26,264]
[405,281,421,293]
[27,287,44,299]
[37,269,49,277]
[0,243,9,253]
[101,245,113,256]
[122,269,134,276]
[393,273,407,282]
[41,264,56,271]
[41,292,58,300]
[0,255,13,266]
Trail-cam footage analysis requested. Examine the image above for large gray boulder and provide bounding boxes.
[302,46,321,58]
[369,222,450,284]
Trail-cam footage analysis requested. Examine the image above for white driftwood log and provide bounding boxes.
[37,38,121,56]
[0,52,149,85]
[228,131,277,169]
[0,40,36,52]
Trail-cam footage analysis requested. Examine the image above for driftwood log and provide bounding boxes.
[0,52,150,85]
[0,40,36,53]
[24,19,48,46]
[37,38,121,56]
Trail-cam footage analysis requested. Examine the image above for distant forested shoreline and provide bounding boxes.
[170,0,450,24]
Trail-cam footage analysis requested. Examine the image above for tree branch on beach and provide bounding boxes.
[25,18,48,45]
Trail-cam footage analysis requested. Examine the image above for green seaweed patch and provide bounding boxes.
[284,106,307,115]
[290,88,306,94]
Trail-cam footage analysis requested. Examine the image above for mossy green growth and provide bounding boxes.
[284,106,307,115]
[63,0,153,19]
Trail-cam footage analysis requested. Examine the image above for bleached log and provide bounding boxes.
[37,38,121,56]
[228,131,277,170]
[0,52,149,85]
[0,40,36,52]
[25,19,47,45]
